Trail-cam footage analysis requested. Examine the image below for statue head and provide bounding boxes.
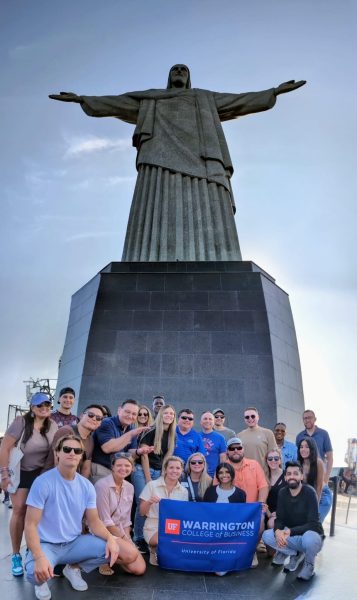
[167,64,191,89]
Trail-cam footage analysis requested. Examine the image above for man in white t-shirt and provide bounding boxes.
[24,434,119,600]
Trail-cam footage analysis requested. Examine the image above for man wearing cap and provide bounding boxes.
[237,407,277,481]
[220,437,269,568]
[174,409,205,464]
[43,405,105,478]
[212,408,235,443]
[274,422,297,469]
[51,388,79,428]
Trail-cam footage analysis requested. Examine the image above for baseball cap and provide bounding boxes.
[212,408,225,416]
[226,437,243,448]
[30,392,51,406]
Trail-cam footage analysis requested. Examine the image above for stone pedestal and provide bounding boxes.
[56,261,304,436]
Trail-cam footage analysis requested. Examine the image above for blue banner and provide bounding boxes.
[158,500,261,572]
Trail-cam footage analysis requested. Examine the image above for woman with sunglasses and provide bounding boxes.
[264,449,285,530]
[136,405,154,430]
[132,405,176,553]
[181,453,212,501]
[298,437,331,522]
[95,453,146,576]
[0,392,58,577]
[140,455,188,565]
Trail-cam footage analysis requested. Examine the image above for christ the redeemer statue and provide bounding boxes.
[50,65,305,262]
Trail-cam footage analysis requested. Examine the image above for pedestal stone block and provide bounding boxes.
[56,261,304,437]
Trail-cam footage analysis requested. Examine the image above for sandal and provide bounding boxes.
[149,547,158,566]
[99,564,114,576]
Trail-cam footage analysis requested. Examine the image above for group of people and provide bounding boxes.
[0,387,333,598]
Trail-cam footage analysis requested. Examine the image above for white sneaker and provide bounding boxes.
[63,565,88,591]
[35,582,51,600]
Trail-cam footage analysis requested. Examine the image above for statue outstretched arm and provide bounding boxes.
[49,91,82,103]
[274,80,306,96]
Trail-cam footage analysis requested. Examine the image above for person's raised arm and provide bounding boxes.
[49,91,82,103]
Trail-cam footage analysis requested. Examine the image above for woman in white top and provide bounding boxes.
[95,453,146,576]
[140,455,188,566]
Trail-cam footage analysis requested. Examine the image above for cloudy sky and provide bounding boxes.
[1,0,356,463]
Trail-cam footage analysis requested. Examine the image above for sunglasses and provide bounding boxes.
[267,456,280,462]
[214,414,224,419]
[62,446,83,455]
[180,416,194,421]
[244,414,256,420]
[35,402,52,408]
[190,460,204,465]
[138,412,149,417]
[228,446,243,451]
[85,412,103,422]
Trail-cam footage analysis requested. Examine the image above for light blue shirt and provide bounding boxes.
[27,467,96,543]
[280,440,298,468]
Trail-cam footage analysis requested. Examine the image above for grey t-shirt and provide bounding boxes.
[6,416,58,471]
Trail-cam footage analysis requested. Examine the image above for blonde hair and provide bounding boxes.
[162,455,184,473]
[266,448,283,470]
[185,452,212,498]
[135,404,154,427]
[153,405,176,457]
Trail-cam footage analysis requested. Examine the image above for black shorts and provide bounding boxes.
[19,468,42,489]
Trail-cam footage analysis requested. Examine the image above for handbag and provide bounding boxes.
[7,428,25,494]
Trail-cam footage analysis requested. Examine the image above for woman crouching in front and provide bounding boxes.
[139,455,188,566]
[95,452,146,575]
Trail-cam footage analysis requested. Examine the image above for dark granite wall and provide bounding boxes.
[56,262,304,436]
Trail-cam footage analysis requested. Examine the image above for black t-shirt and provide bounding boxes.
[275,484,324,536]
[139,427,170,470]
[267,473,286,513]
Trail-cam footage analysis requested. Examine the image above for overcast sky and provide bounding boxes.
[1,0,356,464]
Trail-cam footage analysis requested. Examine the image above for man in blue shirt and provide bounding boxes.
[274,422,297,468]
[91,399,151,482]
[199,411,226,477]
[296,410,333,482]
[174,409,205,464]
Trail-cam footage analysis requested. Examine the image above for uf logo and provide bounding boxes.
[165,519,181,535]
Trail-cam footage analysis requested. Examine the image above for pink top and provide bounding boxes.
[95,474,134,535]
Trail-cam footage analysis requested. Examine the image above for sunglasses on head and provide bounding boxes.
[180,415,194,421]
[138,412,149,417]
[228,445,243,451]
[62,446,83,455]
[267,456,280,462]
[85,411,103,422]
[35,402,52,408]
[190,460,204,465]
[244,414,256,420]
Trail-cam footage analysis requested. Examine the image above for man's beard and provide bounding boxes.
[229,455,243,464]
[287,480,300,489]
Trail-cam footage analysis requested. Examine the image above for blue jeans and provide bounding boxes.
[262,528,323,565]
[132,465,161,542]
[25,534,107,586]
[319,485,332,523]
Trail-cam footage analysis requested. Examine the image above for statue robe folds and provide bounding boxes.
[80,87,276,262]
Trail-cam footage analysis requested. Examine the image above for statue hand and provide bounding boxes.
[48,91,81,103]
[275,80,306,96]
